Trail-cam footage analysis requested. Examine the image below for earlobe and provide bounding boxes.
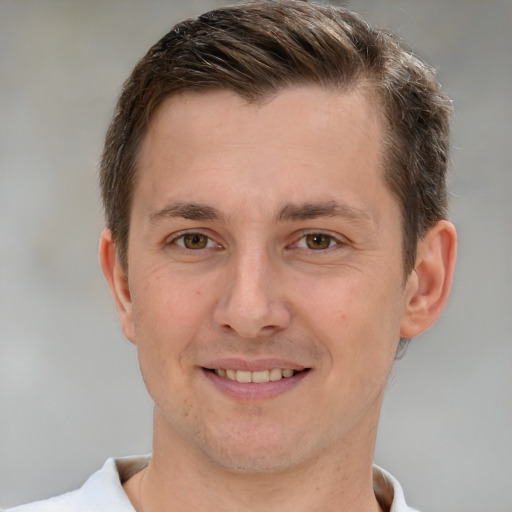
[99,229,136,343]
[400,220,457,339]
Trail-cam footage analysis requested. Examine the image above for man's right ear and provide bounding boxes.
[99,229,136,344]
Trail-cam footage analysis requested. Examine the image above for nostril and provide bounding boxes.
[213,284,292,339]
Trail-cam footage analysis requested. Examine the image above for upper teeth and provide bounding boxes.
[214,368,295,383]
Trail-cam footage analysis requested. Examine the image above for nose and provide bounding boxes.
[213,249,292,339]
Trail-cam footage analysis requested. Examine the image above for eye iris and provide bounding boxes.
[306,234,331,250]
[183,233,208,249]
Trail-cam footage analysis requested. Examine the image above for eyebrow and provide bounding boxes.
[149,202,223,223]
[148,200,372,225]
[276,201,373,224]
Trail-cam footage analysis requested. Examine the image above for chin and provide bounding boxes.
[193,422,316,474]
[202,446,302,475]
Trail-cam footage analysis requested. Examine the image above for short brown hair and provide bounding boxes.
[100,0,453,274]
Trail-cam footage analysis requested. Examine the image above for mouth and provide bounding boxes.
[205,367,309,383]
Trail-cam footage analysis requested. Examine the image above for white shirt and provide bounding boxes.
[6,456,419,512]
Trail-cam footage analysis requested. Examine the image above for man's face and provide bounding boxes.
[119,87,415,472]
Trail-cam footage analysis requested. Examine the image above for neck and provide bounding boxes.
[124,413,384,512]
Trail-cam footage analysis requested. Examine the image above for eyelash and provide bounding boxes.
[167,231,344,252]
[292,232,345,251]
[168,232,221,250]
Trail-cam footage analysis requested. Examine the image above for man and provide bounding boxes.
[8,1,457,511]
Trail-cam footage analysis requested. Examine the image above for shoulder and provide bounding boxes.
[4,489,85,512]
[4,456,150,512]
[373,465,420,512]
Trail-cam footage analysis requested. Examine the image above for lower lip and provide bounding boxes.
[202,368,309,400]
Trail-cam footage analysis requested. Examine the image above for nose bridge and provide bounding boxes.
[214,241,290,338]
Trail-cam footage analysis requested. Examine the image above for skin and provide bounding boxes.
[100,86,457,512]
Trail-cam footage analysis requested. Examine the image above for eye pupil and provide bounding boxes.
[306,234,331,250]
[183,233,208,249]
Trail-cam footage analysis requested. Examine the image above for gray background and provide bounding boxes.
[1,0,511,510]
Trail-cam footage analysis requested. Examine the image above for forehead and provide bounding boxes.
[134,86,391,219]
[143,86,381,147]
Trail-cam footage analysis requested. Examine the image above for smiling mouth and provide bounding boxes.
[207,368,308,383]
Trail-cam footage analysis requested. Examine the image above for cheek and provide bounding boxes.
[293,270,403,364]
[131,264,212,328]
[129,283,195,374]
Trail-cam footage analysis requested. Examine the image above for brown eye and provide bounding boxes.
[182,233,209,249]
[305,234,334,250]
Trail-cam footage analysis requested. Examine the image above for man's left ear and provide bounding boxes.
[400,220,457,338]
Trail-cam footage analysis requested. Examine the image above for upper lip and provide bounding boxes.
[202,358,308,372]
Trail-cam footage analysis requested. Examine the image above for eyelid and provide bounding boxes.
[166,230,222,249]
[291,230,347,250]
